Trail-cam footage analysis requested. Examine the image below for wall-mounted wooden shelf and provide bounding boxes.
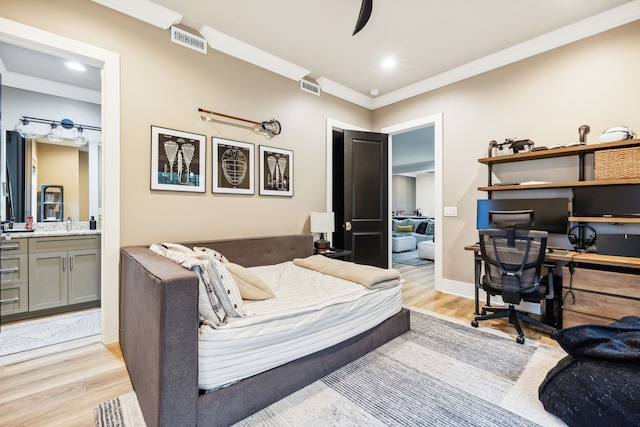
[569,216,640,224]
[479,178,640,192]
[478,138,640,165]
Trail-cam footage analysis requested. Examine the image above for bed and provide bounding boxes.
[120,234,410,426]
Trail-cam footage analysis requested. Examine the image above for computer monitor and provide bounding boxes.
[573,185,640,218]
[476,198,569,234]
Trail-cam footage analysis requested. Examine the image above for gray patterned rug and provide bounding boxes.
[0,309,101,357]
[95,308,566,426]
[392,249,432,266]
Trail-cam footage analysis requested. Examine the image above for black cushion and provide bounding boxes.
[539,316,640,426]
[415,221,428,234]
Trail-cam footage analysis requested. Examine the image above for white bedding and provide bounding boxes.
[198,260,403,390]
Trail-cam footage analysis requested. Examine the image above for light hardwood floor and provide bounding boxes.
[0,262,557,426]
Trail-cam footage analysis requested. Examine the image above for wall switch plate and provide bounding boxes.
[444,206,458,217]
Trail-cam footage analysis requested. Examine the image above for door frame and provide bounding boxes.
[325,113,443,291]
[382,113,443,290]
[0,17,121,344]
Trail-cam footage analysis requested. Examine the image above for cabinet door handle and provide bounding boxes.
[70,256,74,271]
[0,297,19,304]
[62,258,67,271]
[0,267,19,274]
[0,244,19,250]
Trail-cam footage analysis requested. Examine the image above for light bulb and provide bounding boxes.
[47,123,63,142]
[73,127,88,146]
[15,118,36,139]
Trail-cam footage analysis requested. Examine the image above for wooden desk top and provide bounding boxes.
[465,244,640,270]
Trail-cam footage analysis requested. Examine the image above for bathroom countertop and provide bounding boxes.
[5,229,102,238]
[2,221,101,239]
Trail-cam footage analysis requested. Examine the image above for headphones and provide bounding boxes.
[568,224,596,251]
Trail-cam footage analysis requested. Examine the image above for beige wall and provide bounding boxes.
[374,21,640,285]
[1,0,371,246]
[3,1,640,293]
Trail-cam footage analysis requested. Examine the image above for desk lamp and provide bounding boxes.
[311,212,334,253]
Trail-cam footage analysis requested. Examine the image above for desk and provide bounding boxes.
[466,244,640,327]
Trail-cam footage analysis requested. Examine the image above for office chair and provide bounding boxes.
[471,210,556,344]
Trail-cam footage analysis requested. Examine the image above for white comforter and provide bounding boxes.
[198,260,403,390]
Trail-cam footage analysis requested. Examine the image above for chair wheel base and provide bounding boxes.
[471,320,479,327]
[516,336,525,344]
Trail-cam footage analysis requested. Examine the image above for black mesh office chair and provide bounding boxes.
[471,210,556,344]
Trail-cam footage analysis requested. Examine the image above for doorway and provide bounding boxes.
[382,114,443,289]
[325,113,443,288]
[0,17,120,347]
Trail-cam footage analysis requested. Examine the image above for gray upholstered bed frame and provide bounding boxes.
[120,234,410,426]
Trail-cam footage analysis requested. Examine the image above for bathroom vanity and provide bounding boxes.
[0,224,100,323]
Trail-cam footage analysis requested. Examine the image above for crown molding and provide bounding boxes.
[96,1,640,109]
[371,1,640,109]
[91,0,182,29]
[199,25,309,81]
[315,77,374,109]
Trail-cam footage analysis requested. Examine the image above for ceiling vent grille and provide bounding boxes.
[300,79,321,96]
[171,26,207,54]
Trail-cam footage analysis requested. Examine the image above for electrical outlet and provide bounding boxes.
[444,206,458,217]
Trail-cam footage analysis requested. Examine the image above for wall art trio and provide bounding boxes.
[151,126,293,197]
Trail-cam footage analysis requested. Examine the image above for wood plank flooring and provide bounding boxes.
[0,262,557,426]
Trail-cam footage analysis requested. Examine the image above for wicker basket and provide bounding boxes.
[594,147,640,180]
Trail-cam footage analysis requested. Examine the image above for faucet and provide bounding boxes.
[67,216,72,231]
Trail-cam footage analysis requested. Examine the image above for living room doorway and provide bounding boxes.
[382,114,443,289]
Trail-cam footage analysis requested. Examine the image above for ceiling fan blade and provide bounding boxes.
[352,0,373,36]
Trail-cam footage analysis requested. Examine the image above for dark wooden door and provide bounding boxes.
[333,129,389,268]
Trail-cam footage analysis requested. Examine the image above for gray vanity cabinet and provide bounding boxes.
[28,235,101,312]
[0,238,29,316]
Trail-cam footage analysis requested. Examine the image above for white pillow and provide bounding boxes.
[193,246,229,263]
[192,265,227,326]
[206,257,246,317]
[149,243,227,326]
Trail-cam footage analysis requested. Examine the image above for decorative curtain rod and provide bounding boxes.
[198,108,281,138]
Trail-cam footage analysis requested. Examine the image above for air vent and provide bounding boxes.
[171,26,207,54]
[300,79,321,96]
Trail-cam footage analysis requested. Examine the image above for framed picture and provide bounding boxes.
[151,126,206,192]
[212,137,255,194]
[259,145,293,196]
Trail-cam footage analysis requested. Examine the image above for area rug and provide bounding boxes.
[95,308,566,427]
[94,391,146,427]
[0,309,101,357]
[392,249,432,266]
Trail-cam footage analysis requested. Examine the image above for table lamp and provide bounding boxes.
[311,212,335,253]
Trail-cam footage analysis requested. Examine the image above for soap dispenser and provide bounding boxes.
[90,216,97,230]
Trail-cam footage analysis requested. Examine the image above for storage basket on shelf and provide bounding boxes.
[594,146,640,180]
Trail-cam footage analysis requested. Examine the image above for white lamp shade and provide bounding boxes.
[310,212,335,233]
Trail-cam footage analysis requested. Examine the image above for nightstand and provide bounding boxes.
[316,249,353,262]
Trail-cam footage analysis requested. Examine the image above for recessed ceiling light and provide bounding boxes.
[65,61,87,72]
[370,88,379,96]
[382,58,396,69]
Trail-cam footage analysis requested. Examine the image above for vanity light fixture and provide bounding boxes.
[47,123,64,142]
[73,127,88,146]
[15,118,37,139]
[14,116,101,146]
